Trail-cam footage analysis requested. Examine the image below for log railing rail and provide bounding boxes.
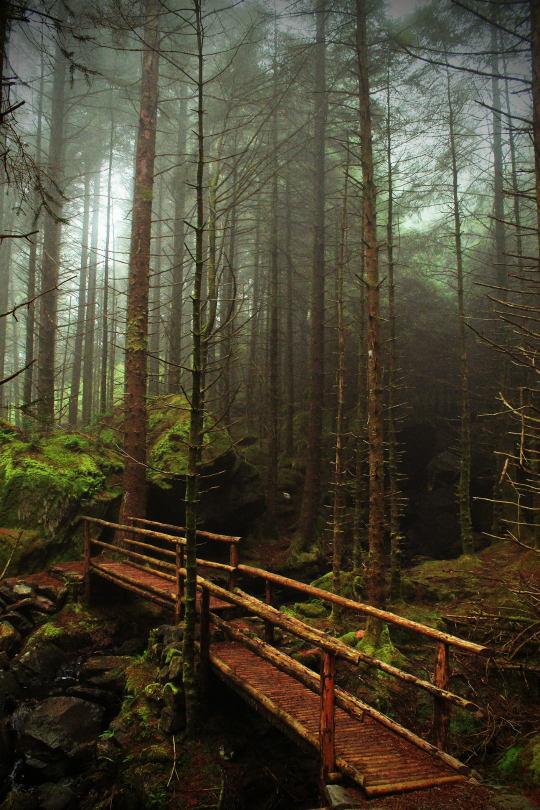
[82,515,489,791]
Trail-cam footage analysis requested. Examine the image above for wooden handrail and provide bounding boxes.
[129,517,241,543]
[82,515,485,755]
[237,563,490,657]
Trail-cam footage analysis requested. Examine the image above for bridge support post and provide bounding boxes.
[84,520,91,605]
[199,586,210,719]
[320,650,336,786]
[229,544,238,591]
[433,641,450,751]
[176,543,185,624]
[264,579,275,645]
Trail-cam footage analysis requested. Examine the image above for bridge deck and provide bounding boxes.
[89,559,231,613]
[211,641,466,797]
[88,558,467,797]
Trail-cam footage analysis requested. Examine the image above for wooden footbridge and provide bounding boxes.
[81,516,490,798]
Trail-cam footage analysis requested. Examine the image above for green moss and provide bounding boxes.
[146,394,230,485]
[339,631,358,647]
[356,624,408,669]
[498,745,525,780]
[295,601,327,619]
[310,570,364,601]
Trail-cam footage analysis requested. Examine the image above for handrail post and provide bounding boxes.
[320,649,336,786]
[264,578,275,645]
[176,542,185,624]
[229,543,238,591]
[433,641,450,751]
[84,520,91,604]
[199,586,210,719]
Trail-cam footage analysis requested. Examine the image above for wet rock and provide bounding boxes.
[0,712,15,781]
[160,706,185,734]
[79,655,132,692]
[35,783,76,810]
[161,642,183,666]
[0,669,21,708]
[13,582,36,599]
[325,783,362,808]
[168,655,183,683]
[0,621,21,655]
[11,643,65,686]
[117,637,145,656]
[162,625,184,646]
[158,665,171,685]
[0,650,10,668]
[20,696,105,775]
[80,655,132,678]
[0,793,37,810]
[163,682,185,711]
[65,685,115,706]
[54,588,68,611]
[0,585,16,605]
[36,585,58,603]
[4,610,33,634]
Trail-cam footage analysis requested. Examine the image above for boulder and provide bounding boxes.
[65,685,115,706]
[0,669,21,708]
[0,585,16,605]
[34,783,76,810]
[160,706,185,734]
[0,712,15,782]
[4,611,33,634]
[20,696,105,775]
[0,793,37,810]
[79,655,132,691]
[13,582,35,599]
[11,642,65,686]
[0,621,21,655]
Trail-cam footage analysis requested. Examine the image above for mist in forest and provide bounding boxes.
[0,0,537,574]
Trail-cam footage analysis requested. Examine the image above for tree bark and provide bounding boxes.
[386,79,402,599]
[82,170,100,426]
[36,32,67,424]
[296,0,326,553]
[68,171,91,427]
[121,0,160,524]
[182,0,204,737]
[357,0,385,643]
[447,71,473,557]
[267,33,280,522]
[100,112,114,415]
[168,90,187,394]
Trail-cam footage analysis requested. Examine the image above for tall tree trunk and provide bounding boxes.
[357,0,385,643]
[68,171,91,426]
[353,195,366,571]
[23,49,45,425]
[183,0,204,737]
[491,12,510,535]
[100,114,114,415]
[0,199,14,411]
[120,0,160,524]
[246,195,261,431]
[295,0,326,554]
[283,176,294,457]
[267,34,280,522]
[386,81,402,598]
[332,145,349,621]
[37,31,67,424]
[148,176,162,396]
[168,91,187,393]
[82,170,100,426]
[447,71,473,557]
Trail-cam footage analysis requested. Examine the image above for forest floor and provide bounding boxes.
[3,538,540,809]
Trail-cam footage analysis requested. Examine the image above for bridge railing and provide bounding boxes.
[81,515,489,776]
[82,515,240,623]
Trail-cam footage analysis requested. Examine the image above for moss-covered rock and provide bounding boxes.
[295,601,327,619]
[0,422,122,576]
